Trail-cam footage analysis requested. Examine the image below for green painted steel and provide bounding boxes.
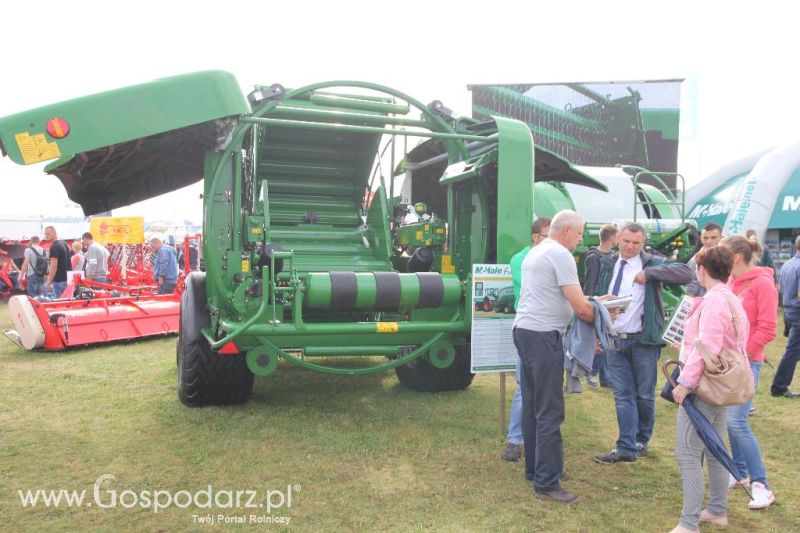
[241,116,498,142]
[495,117,535,263]
[0,70,248,167]
[628,168,685,222]
[534,182,575,217]
[0,71,249,215]
[310,93,410,114]
[428,340,455,368]
[638,183,680,219]
[246,345,280,376]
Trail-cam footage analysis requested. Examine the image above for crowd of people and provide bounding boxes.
[505,212,796,531]
[0,229,180,299]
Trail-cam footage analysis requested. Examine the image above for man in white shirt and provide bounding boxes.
[592,223,692,464]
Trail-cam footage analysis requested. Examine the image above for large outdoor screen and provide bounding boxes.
[470,80,682,188]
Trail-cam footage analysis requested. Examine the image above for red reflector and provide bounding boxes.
[46,117,70,139]
[218,341,239,354]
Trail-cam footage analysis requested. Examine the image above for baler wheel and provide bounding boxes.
[177,272,254,406]
[394,343,474,392]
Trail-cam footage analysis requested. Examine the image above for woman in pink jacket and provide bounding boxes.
[670,246,750,533]
[720,235,777,510]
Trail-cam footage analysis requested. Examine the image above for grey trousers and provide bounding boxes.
[674,397,728,530]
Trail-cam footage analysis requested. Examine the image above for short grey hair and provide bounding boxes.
[621,222,645,235]
[549,210,584,234]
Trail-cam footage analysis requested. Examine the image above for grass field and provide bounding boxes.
[1,304,798,532]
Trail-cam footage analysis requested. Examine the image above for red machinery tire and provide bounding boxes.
[177,272,254,406]
[394,343,474,392]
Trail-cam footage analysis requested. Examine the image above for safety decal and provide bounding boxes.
[15,131,61,164]
[376,322,399,333]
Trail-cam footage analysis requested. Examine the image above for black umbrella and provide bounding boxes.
[663,361,754,500]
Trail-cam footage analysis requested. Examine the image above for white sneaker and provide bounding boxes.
[748,481,775,509]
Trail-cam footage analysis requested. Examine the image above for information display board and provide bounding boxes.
[470,264,518,373]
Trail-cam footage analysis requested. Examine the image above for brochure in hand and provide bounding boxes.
[662,295,695,345]
[598,295,633,311]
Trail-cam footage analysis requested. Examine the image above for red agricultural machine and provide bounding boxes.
[3,234,202,351]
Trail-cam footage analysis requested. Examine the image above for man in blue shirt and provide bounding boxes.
[151,237,178,295]
[771,235,800,398]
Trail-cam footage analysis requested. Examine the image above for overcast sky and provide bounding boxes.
[1,0,797,222]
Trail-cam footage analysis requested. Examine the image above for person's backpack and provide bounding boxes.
[30,247,49,277]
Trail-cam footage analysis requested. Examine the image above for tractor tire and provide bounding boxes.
[177,272,254,407]
[395,343,474,392]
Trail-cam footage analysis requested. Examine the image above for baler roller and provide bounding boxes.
[304,272,461,310]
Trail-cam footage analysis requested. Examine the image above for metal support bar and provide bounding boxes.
[309,93,411,115]
[302,346,401,356]
[259,334,445,376]
[240,117,497,143]
[274,104,427,128]
[217,317,466,337]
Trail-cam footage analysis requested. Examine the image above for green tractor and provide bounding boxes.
[492,286,516,314]
[0,71,607,405]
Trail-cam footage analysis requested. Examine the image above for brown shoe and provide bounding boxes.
[534,488,579,504]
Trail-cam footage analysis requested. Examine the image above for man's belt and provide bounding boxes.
[617,332,642,340]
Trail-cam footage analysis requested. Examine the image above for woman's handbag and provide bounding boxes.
[693,293,755,406]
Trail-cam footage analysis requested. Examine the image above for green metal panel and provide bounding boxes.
[534,182,575,217]
[638,183,680,218]
[0,70,248,166]
[0,70,249,215]
[494,116,534,263]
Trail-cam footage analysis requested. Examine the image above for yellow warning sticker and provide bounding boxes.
[251,227,263,234]
[15,132,61,164]
[416,231,423,241]
[376,322,398,333]
[241,260,250,273]
[440,254,455,273]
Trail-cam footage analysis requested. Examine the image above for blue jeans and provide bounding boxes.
[728,362,767,485]
[772,308,800,394]
[26,274,45,297]
[506,357,523,445]
[50,281,67,299]
[158,280,177,295]
[592,349,611,385]
[606,337,661,456]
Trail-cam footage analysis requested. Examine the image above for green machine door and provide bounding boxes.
[0,70,249,215]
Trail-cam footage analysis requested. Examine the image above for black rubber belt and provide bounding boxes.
[416,272,444,308]
[374,272,401,310]
[329,272,358,309]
